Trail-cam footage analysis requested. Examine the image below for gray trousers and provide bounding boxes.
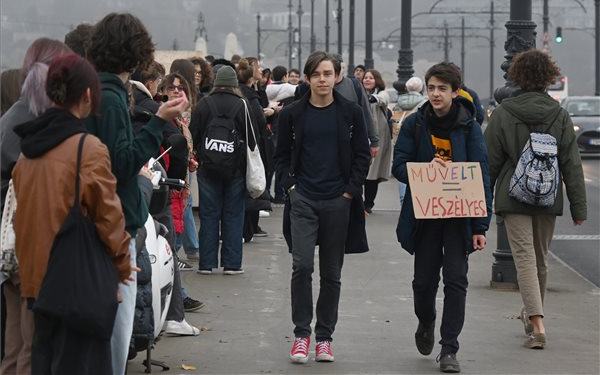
[289,190,351,342]
[504,214,556,318]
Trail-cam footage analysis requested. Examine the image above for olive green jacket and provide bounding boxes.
[484,91,586,220]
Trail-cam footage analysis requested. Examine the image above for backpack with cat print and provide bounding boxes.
[508,111,561,207]
[201,97,244,179]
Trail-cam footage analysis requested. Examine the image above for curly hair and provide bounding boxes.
[509,49,561,92]
[87,13,154,74]
[189,56,213,92]
[64,23,94,58]
[170,59,198,106]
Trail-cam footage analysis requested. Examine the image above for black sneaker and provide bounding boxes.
[183,297,205,312]
[415,322,435,355]
[254,226,268,237]
[437,353,461,373]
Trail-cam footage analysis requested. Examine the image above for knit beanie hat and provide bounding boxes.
[213,66,238,87]
[405,76,424,93]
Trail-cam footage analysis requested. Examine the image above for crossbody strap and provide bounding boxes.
[73,133,88,207]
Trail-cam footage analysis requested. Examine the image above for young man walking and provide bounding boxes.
[392,62,492,373]
[275,51,371,364]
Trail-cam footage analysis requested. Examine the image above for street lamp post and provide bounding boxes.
[365,0,374,69]
[297,0,304,71]
[490,0,495,105]
[337,0,343,55]
[348,0,355,76]
[490,0,536,289]
[393,0,414,94]
[326,0,330,51]
[310,0,316,52]
[257,13,261,58]
[596,0,600,95]
[288,0,293,69]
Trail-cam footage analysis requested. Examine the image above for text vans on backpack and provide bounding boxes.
[508,111,561,207]
[201,97,245,179]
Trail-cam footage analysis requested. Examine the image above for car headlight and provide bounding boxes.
[573,124,581,132]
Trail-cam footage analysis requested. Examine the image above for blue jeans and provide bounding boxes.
[111,238,136,375]
[176,191,199,256]
[197,169,245,270]
[399,182,407,205]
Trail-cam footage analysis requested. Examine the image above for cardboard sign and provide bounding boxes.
[407,162,487,219]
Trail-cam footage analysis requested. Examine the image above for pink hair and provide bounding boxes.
[20,38,72,116]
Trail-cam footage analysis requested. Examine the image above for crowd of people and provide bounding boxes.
[0,11,588,375]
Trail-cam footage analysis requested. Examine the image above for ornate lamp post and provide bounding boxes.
[297,0,304,71]
[365,0,374,69]
[393,0,414,94]
[490,0,536,289]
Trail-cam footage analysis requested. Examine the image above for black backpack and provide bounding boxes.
[201,97,245,179]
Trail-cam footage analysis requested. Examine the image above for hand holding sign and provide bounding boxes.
[407,162,487,219]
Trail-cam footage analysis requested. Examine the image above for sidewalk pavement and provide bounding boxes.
[128,179,600,375]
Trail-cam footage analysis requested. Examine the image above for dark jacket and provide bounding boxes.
[0,98,36,211]
[86,73,168,235]
[484,91,586,220]
[189,89,256,173]
[275,90,372,253]
[392,97,493,254]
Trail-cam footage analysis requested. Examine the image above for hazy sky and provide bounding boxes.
[1,0,597,99]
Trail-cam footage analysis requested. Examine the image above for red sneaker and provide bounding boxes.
[290,337,310,363]
[315,340,335,362]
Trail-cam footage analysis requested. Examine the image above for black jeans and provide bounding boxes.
[413,219,469,354]
[289,190,351,342]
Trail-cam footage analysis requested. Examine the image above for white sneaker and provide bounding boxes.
[259,210,270,217]
[223,268,245,275]
[164,319,200,336]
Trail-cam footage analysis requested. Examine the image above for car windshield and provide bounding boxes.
[564,99,600,116]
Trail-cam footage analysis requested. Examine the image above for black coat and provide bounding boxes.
[275,90,371,253]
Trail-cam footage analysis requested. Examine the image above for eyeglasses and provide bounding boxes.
[167,85,185,92]
[194,71,203,77]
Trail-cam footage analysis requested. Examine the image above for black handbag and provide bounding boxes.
[33,133,119,340]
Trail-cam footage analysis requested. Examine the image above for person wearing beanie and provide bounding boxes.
[213,65,239,87]
[189,64,256,276]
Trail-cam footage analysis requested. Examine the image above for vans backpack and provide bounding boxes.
[508,112,561,207]
[201,97,244,179]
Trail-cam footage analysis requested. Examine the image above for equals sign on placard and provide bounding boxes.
[442,182,461,192]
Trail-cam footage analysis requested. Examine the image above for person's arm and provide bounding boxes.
[93,102,166,182]
[483,108,505,189]
[81,138,131,282]
[557,109,587,222]
[346,106,371,198]
[467,122,493,236]
[273,105,294,189]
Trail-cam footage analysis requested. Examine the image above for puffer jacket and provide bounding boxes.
[484,90,586,220]
[397,92,427,111]
[392,97,493,254]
